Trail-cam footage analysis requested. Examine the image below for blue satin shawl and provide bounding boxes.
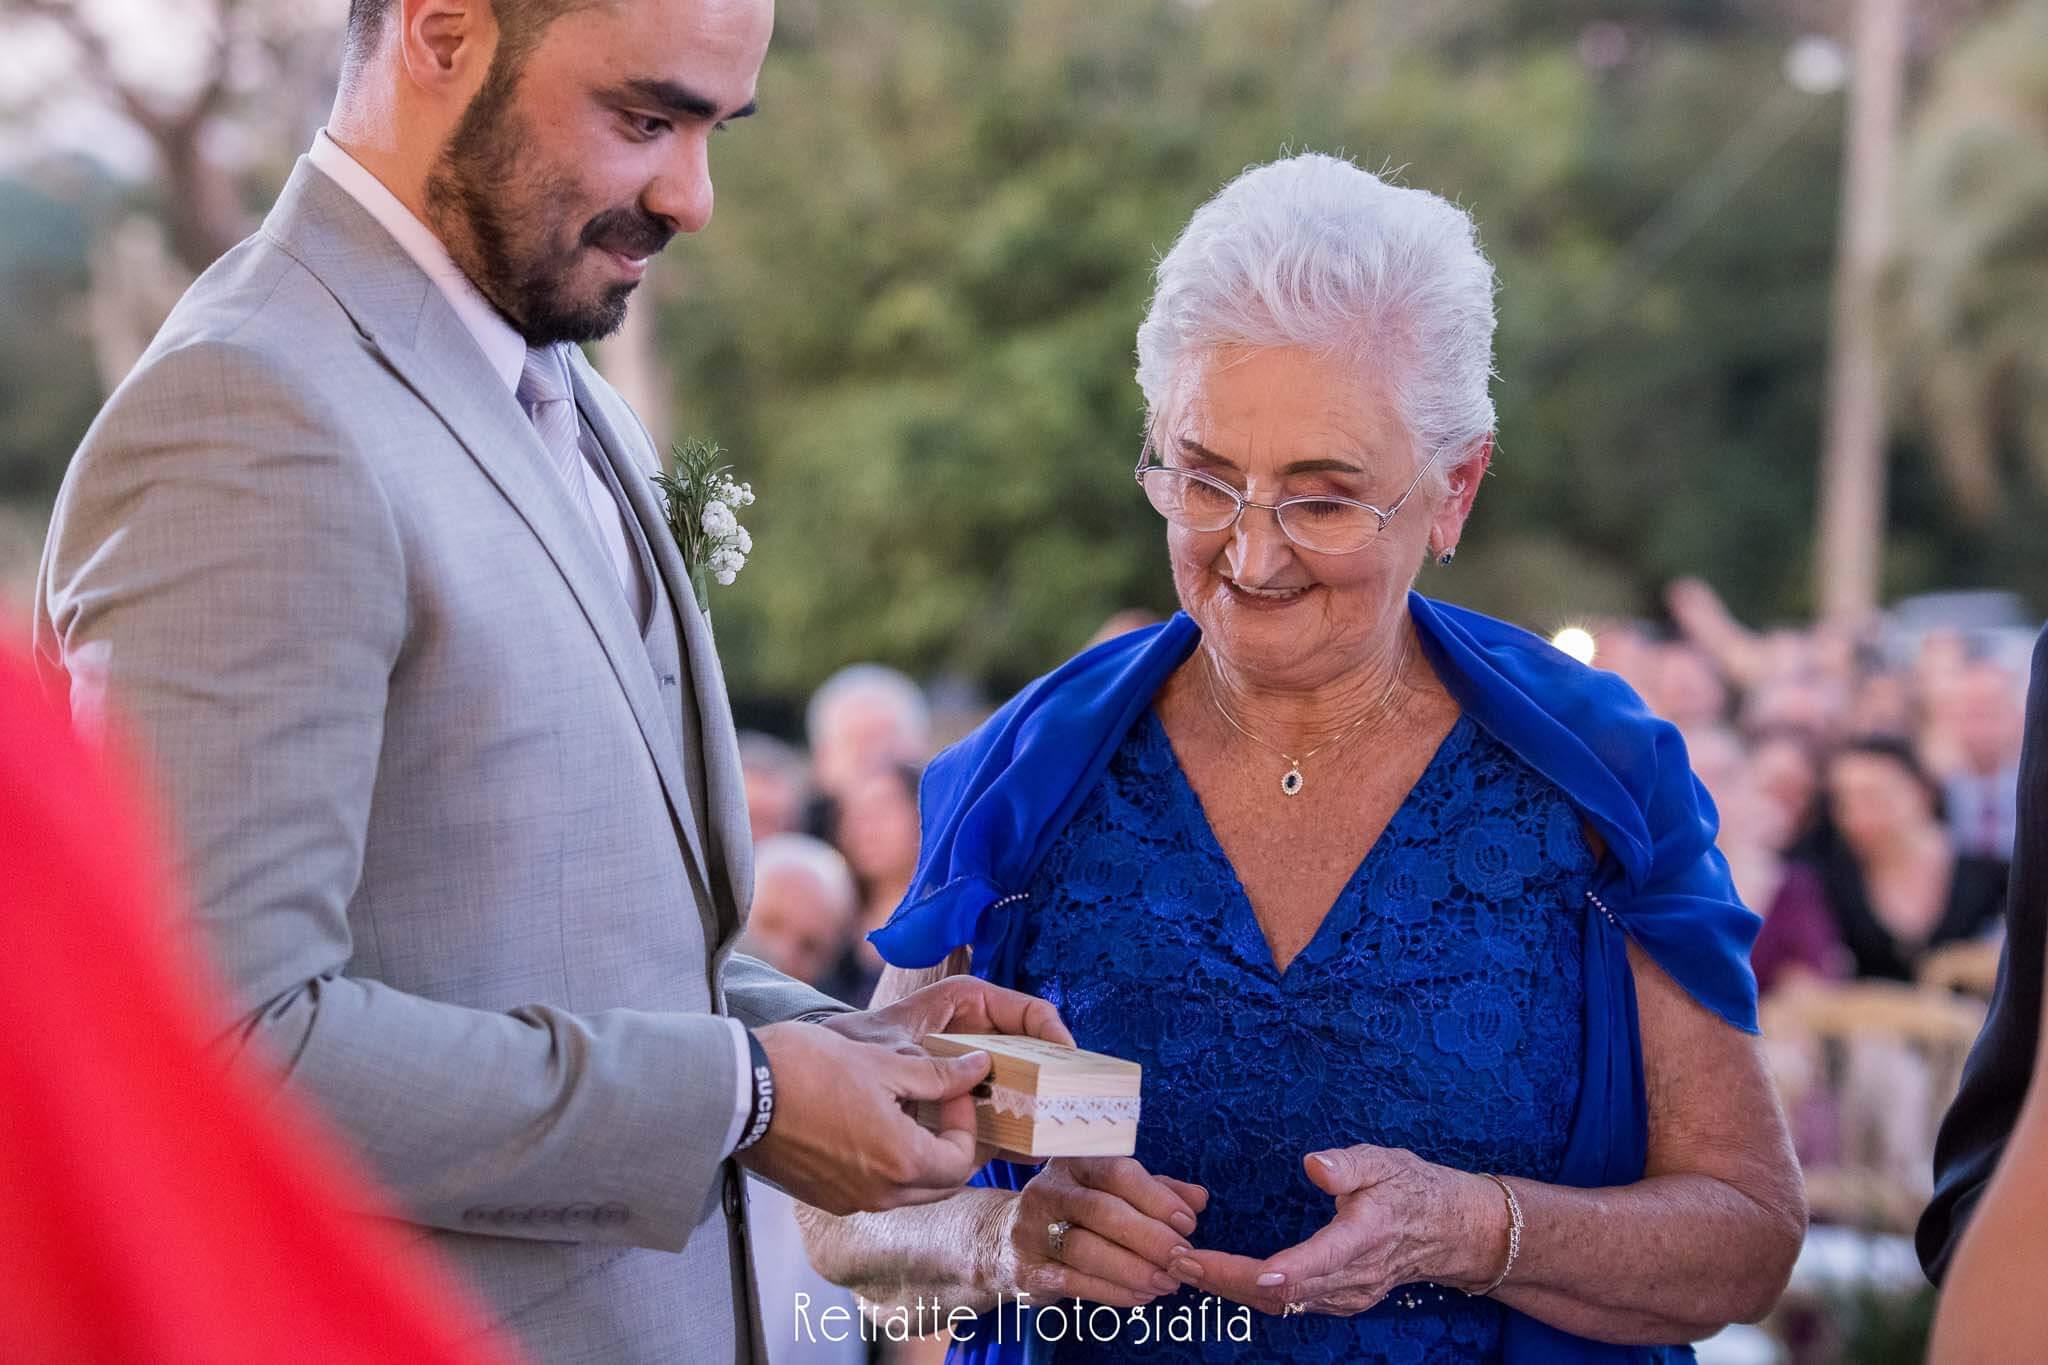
[871,592,1760,1363]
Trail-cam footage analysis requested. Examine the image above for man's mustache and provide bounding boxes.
[582,208,675,261]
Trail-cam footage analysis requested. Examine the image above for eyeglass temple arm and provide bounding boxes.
[1383,442,1453,519]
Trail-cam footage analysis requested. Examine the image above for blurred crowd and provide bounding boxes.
[1617,578,2024,997]
[1596,579,2030,1258]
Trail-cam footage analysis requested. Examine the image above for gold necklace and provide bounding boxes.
[1201,647,1406,798]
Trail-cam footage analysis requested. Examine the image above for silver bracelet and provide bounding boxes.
[1473,1173,1523,1297]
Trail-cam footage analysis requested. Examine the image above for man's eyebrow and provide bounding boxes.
[1176,436,1364,477]
[608,78,758,122]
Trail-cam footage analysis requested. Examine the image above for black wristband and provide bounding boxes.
[735,1029,775,1153]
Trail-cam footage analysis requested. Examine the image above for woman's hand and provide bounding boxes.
[1184,1145,1504,1317]
[997,1157,1210,1308]
[820,975,1076,1054]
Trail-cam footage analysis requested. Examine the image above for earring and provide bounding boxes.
[1437,548,1456,567]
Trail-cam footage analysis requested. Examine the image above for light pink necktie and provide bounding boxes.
[517,344,605,543]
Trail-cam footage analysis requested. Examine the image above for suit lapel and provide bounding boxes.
[262,161,712,900]
[572,359,753,929]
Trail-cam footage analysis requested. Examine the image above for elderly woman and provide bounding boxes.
[800,154,1803,1363]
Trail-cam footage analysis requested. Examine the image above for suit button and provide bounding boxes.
[596,1202,630,1227]
[533,1206,564,1226]
[722,1175,743,1220]
[565,1204,595,1226]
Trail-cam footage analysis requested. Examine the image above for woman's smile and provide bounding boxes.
[1221,578,1314,610]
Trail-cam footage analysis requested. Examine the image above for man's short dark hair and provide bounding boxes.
[343,0,600,73]
[344,0,388,64]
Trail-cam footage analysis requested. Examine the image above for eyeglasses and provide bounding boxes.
[1133,441,1449,555]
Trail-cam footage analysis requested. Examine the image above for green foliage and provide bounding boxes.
[652,436,754,616]
[1828,1282,1936,1364]
[1891,0,2048,519]
[0,169,103,510]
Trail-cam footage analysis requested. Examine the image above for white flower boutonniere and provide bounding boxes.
[653,437,756,616]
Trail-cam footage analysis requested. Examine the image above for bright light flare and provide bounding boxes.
[1550,626,1598,666]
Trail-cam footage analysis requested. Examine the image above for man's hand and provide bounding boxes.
[816,977,1075,1055]
[738,1022,996,1214]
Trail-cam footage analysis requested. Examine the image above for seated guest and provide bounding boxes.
[827,762,925,1007]
[1087,608,1166,649]
[1821,736,2008,981]
[1707,758,1844,999]
[806,663,933,804]
[1748,729,1830,861]
[1651,642,1730,731]
[1846,670,1915,740]
[741,833,860,992]
[798,151,1803,1363]
[1940,661,2024,863]
[739,730,813,843]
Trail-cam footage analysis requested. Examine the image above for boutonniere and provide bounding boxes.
[653,437,755,616]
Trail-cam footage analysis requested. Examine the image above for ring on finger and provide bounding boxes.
[1281,1302,1306,1318]
[1046,1220,1071,1260]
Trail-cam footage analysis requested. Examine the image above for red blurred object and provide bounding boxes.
[0,647,522,1365]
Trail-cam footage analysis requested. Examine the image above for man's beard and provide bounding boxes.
[424,68,674,345]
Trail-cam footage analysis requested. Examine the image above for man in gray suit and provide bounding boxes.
[33,1,1069,1360]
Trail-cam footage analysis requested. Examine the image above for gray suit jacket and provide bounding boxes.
[34,159,843,1364]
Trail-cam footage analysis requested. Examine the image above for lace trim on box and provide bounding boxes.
[985,1084,1140,1125]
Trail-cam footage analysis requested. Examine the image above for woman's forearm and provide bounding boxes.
[1484,1170,1804,1343]
[796,1188,1020,1316]
[793,957,1024,1316]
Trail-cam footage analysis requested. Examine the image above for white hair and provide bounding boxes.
[737,730,807,783]
[753,833,858,916]
[1135,152,1499,492]
[805,663,931,751]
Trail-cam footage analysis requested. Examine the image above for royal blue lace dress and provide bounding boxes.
[876,600,1757,1365]
[1002,708,1596,1363]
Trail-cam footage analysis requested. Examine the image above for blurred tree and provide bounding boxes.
[0,0,337,508]
[1891,0,2048,519]
[2,0,336,387]
[0,167,105,507]
[0,0,336,275]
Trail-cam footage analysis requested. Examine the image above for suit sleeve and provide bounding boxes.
[721,951,855,1025]
[35,339,745,1254]
[1919,625,2048,1282]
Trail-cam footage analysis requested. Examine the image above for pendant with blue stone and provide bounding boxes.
[1281,765,1304,797]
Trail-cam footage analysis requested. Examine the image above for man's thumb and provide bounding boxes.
[899,1048,990,1101]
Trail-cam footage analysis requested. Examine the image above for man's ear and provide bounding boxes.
[393,0,495,95]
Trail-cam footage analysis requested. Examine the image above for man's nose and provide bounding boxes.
[644,134,715,235]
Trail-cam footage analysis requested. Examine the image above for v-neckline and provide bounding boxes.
[1145,708,1472,981]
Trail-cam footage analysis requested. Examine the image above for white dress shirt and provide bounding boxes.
[307,132,754,1157]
